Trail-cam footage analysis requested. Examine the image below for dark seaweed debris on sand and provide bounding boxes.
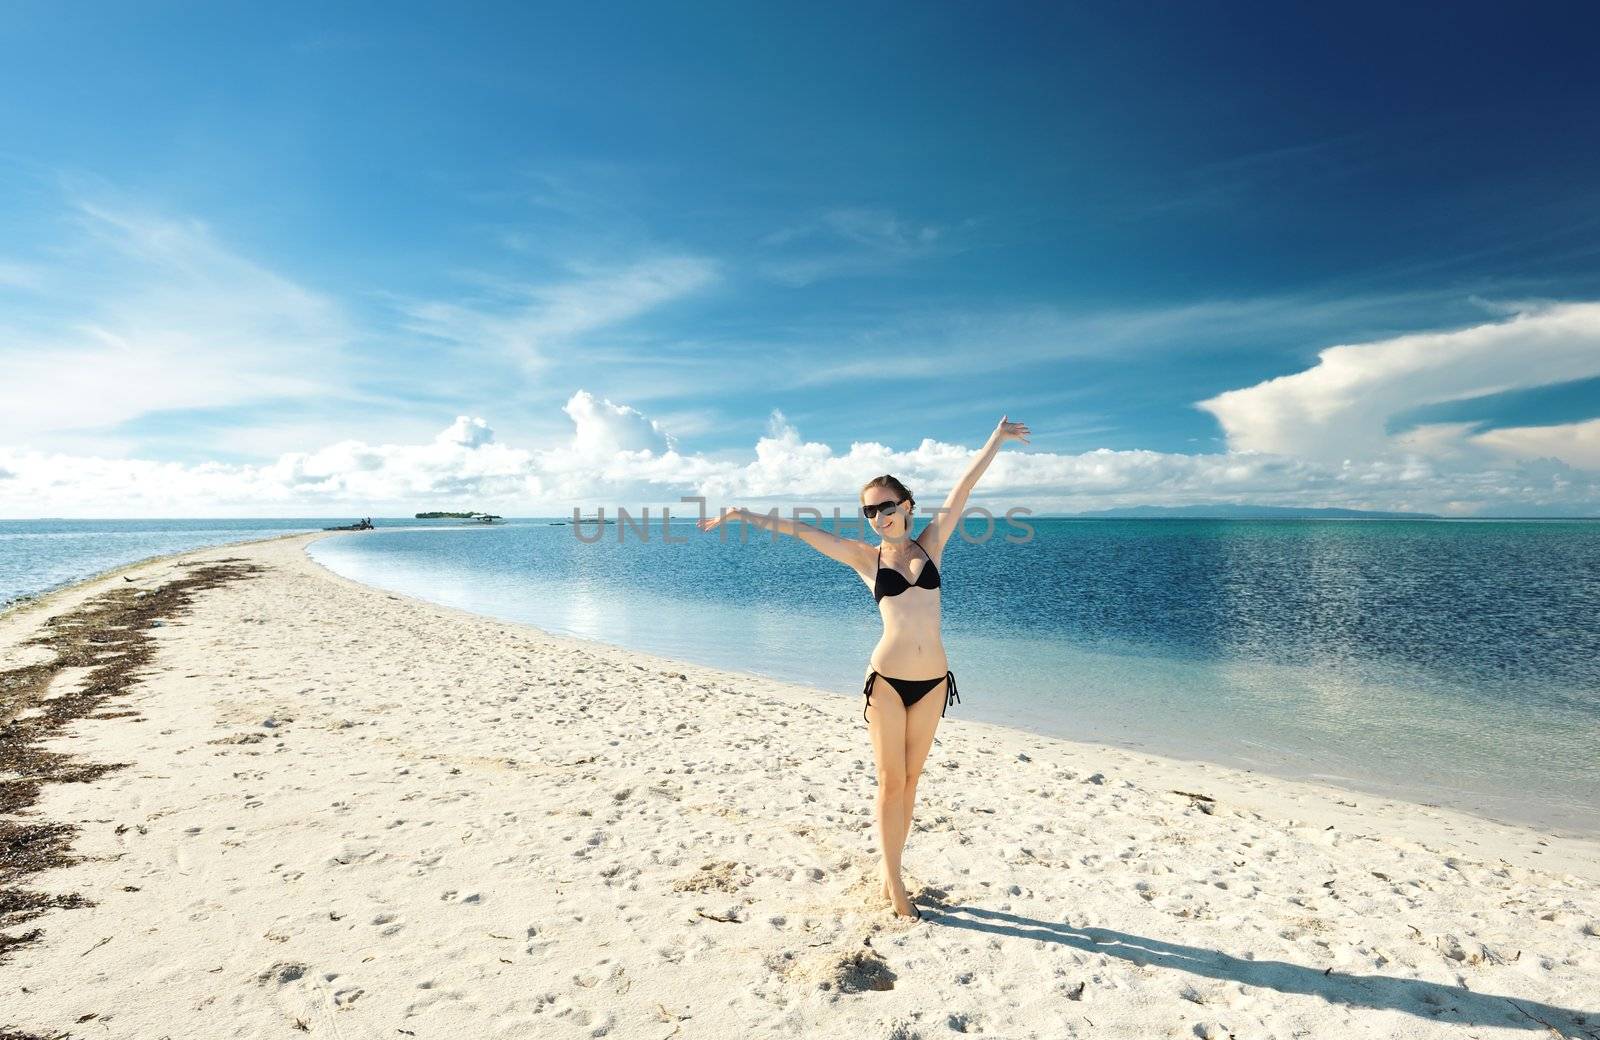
[0,559,265,975]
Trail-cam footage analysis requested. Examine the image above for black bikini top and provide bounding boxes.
[873,536,941,602]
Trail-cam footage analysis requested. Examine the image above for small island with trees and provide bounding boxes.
[415,511,504,523]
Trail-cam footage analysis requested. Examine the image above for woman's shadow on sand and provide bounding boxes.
[923,896,1598,1038]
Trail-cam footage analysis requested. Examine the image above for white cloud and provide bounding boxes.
[396,256,718,369]
[562,391,675,457]
[2,392,1597,518]
[436,415,495,449]
[0,199,350,448]
[1195,301,1600,466]
[758,207,951,287]
[776,288,1495,390]
[0,259,41,289]
[7,280,1600,517]
[820,209,944,253]
[0,191,727,461]
[1472,416,1600,470]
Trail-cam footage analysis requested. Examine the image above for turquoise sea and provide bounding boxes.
[0,519,331,607]
[5,517,1596,835]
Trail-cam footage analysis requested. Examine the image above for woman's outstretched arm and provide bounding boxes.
[699,506,875,571]
[919,415,1030,556]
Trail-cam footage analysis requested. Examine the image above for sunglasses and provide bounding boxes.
[861,497,905,520]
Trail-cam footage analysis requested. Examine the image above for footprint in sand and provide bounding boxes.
[256,960,348,1028]
[371,911,404,937]
[672,860,754,894]
[820,949,896,994]
[403,980,468,1017]
[257,962,309,986]
[525,923,554,956]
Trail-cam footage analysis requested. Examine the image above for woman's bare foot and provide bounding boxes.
[884,871,916,919]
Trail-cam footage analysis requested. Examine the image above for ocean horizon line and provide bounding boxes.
[8,513,1600,522]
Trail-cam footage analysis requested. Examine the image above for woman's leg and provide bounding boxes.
[895,676,947,861]
[864,675,915,916]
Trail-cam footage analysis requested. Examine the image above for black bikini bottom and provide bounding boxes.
[861,669,960,722]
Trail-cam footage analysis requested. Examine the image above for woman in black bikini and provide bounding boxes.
[696,415,1030,919]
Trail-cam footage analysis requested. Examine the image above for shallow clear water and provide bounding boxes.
[306,517,1600,836]
[0,518,336,608]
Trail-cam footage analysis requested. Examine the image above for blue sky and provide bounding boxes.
[3,2,1600,515]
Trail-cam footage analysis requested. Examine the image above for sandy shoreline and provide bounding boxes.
[3,531,1597,1038]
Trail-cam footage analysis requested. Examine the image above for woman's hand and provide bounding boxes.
[697,506,741,532]
[994,415,1031,445]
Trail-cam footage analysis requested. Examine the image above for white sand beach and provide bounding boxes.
[3,530,1598,1039]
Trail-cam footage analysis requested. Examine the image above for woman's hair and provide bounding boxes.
[860,474,914,509]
